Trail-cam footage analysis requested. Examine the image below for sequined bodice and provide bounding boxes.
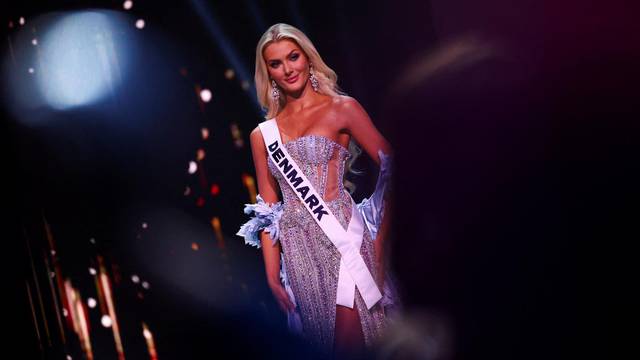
[267,135,352,223]
[261,134,387,352]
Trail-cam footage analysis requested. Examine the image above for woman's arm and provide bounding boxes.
[249,126,295,312]
[341,96,393,165]
[341,96,394,285]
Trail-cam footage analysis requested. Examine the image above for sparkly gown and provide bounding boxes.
[266,135,388,353]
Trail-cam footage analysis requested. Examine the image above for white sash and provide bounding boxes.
[259,119,382,309]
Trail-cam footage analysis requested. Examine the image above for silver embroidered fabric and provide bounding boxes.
[266,135,388,354]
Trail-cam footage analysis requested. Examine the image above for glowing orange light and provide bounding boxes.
[197,149,205,161]
[210,217,224,248]
[242,173,257,202]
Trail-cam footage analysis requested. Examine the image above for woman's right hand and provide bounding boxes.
[269,282,296,314]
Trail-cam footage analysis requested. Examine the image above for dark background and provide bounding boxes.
[3,0,636,359]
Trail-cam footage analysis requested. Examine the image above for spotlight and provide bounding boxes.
[87,298,97,308]
[17,11,134,111]
[199,88,212,102]
[188,161,197,174]
[101,315,112,328]
[201,127,210,140]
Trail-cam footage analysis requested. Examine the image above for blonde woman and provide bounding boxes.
[238,23,398,358]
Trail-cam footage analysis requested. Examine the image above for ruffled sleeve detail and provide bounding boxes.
[236,194,284,248]
[355,150,402,314]
[356,149,393,240]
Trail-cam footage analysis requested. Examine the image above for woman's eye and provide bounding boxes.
[290,54,299,60]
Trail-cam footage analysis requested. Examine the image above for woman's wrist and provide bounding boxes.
[267,277,282,289]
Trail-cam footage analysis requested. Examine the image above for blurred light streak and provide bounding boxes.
[23,227,52,346]
[389,34,494,96]
[43,250,66,345]
[241,173,257,202]
[98,257,126,359]
[142,322,159,360]
[25,281,43,352]
[73,289,93,360]
[43,215,68,344]
[91,260,109,316]
[285,0,307,34]
[64,281,94,360]
[188,0,258,108]
[245,0,267,33]
[210,216,224,248]
[230,123,243,148]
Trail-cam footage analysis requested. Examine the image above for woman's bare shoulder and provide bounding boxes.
[332,95,365,127]
[250,125,265,146]
[332,94,357,106]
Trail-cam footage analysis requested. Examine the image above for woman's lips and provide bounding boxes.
[285,74,298,84]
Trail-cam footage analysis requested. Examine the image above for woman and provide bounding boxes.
[237,23,398,358]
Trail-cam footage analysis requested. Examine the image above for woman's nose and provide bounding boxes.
[282,62,292,75]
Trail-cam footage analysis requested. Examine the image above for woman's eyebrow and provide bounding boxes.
[268,50,298,62]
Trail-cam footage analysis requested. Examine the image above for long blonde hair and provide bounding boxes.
[254,23,361,193]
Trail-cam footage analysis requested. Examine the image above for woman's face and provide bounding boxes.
[263,39,310,94]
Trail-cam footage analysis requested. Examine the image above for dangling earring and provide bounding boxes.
[309,64,319,92]
[271,79,280,101]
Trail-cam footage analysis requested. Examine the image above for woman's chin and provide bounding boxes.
[287,83,307,93]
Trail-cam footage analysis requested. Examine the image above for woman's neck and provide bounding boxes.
[282,83,325,114]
